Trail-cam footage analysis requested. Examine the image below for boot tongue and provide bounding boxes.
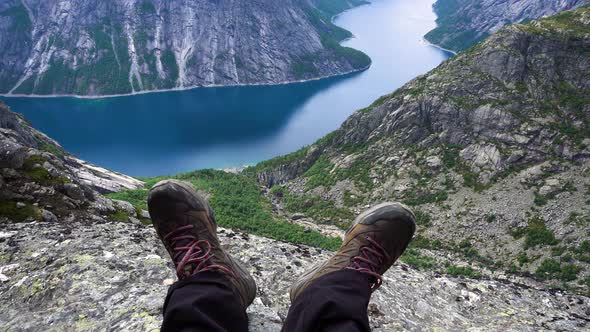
[347,236,388,290]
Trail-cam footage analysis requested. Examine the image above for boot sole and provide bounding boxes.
[148,179,216,223]
[348,202,416,237]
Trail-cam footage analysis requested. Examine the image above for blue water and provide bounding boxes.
[3,0,452,177]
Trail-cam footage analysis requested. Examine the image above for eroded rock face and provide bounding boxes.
[0,0,370,96]
[251,8,590,293]
[0,101,143,223]
[425,0,590,52]
[0,222,587,331]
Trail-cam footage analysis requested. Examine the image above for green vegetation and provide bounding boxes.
[399,248,437,269]
[270,186,353,230]
[485,213,497,223]
[32,37,134,95]
[107,189,150,211]
[566,212,590,226]
[517,252,529,266]
[244,146,310,175]
[446,265,480,277]
[535,259,580,281]
[403,190,448,206]
[107,208,131,222]
[439,144,488,191]
[551,246,566,256]
[293,4,370,79]
[314,0,369,17]
[424,0,489,52]
[534,180,578,206]
[342,190,364,207]
[302,156,375,192]
[35,139,65,158]
[138,0,157,14]
[573,241,590,263]
[533,192,549,206]
[292,55,320,79]
[20,156,69,185]
[519,6,590,37]
[414,210,432,227]
[108,170,342,250]
[0,201,42,222]
[510,216,558,249]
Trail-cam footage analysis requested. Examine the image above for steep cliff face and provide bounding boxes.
[252,7,590,294]
[0,100,144,225]
[425,0,590,52]
[0,0,370,96]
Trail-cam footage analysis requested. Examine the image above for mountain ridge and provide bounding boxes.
[425,0,590,52]
[248,5,590,295]
[0,0,370,97]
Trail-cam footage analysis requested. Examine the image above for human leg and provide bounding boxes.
[148,179,256,332]
[283,203,416,332]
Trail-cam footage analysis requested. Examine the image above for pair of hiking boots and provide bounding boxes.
[148,180,416,309]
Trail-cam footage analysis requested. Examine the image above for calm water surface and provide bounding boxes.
[4,0,452,176]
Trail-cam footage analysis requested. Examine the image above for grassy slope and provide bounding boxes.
[107,169,342,251]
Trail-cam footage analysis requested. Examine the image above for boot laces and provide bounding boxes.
[346,236,389,291]
[164,224,233,278]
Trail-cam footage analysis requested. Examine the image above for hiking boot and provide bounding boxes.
[289,202,416,301]
[147,179,256,308]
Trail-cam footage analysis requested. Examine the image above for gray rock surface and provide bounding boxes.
[0,221,588,331]
[0,101,143,223]
[0,0,370,96]
[425,0,590,52]
[252,7,590,294]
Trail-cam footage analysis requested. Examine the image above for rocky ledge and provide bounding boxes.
[0,221,588,331]
[0,101,144,224]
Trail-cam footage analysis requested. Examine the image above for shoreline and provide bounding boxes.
[0,65,371,100]
[422,38,458,55]
[0,2,372,101]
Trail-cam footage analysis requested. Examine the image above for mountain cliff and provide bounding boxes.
[425,0,590,52]
[250,6,590,295]
[0,0,370,96]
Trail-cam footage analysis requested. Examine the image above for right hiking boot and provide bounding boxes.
[289,202,416,301]
[147,179,256,309]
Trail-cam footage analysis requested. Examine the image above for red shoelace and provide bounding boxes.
[164,224,233,278]
[346,236,389,291]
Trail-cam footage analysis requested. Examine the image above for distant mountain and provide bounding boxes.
[425,0,590,52]
[251,6,590,295]
[0,0,370,96]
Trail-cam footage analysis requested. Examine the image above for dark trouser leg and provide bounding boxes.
[282,270,372,332]
[161,271,248,332]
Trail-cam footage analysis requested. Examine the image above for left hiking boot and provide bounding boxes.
[289,202,416,301]
[147,179,256,309]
